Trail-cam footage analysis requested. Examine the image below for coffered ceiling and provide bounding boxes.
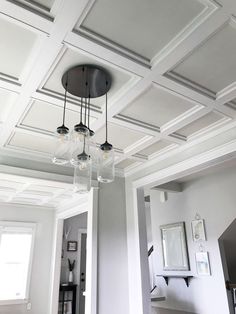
[0,169,81,208]
[0,0,235,184]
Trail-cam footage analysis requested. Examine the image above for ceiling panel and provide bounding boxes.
[78,0,205,60]
[120,85,196,128]
[8,132,54,155]
[116,159,138,169]
[170,23,236,94]
[0,18,37,79]
[11,196,41,205]
[17,0,55,10]
[0,179,23,191]
[0,89,18,122]
[137,140,172,157]
[93,122,146,150]
[174,111,223,138]
[44,49,131,108]
[21,99,97,133]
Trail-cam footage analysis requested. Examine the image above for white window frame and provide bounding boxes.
[0,221,36,306]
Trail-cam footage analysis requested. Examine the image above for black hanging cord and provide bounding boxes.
[80,97,83,122]
[84,82,88,126]
[105,82,108,142]
[62,82,67,126]
[80,67,85,123]
[62,73,69,126]
[88,94,91,130]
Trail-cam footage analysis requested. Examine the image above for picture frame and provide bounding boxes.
[160,222,190,271]
[67,241,77,252]
[191,219,206,242]
[195,252,211,276]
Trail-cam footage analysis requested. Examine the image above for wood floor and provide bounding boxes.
[151,307,196,314]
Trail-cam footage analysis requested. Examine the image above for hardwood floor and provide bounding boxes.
[151,307,196,314]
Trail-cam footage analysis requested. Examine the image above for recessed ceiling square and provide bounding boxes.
[174,111,223,138]
[21,99,97,134]
[8,132,54,155]
[44,49,131,108]
[93,122,146,150]
[0,18,37,79]
[137,140,172,157]
[79,0,205,61]
[169,23,236,94]
[120,85,196,128]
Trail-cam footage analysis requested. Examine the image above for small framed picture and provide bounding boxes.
[67,241,77,252]
[191,219,206,242]
[196,252,211,276]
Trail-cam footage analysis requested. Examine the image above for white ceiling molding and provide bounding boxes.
[0,0,234,177]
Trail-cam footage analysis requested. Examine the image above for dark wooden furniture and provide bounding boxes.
[59,284,77,314]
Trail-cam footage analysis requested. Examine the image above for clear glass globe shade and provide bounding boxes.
[52,132,70,165]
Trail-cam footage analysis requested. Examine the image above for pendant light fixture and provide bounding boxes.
[53,64,114,193]
[52,79,70,165]
[97,86,114,183]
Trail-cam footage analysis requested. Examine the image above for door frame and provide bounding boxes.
[77,228,87,313]
[49,187,98,314]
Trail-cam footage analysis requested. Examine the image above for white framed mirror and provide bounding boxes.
[160,222,190,271]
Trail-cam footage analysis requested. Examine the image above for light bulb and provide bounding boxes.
[78,161,88,170]
[102,150,110,160]
[58,134,66,143]
[74,132,85,142]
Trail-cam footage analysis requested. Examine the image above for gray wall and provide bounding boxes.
[97,177,129,314]
[150,165,236,314]
[0,204,55,314]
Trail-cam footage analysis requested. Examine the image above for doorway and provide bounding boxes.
[59,213,88,314]
[49,188,98,314]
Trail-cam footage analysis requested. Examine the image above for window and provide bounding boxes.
[0,221,36,305]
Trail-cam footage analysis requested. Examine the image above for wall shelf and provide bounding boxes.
[157,275,193,287]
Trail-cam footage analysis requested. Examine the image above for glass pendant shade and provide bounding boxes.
[73,154,91,193]
[97,142,114,183]
[52,127,70,165]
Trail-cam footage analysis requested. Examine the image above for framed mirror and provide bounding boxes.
[160,222,190,271]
